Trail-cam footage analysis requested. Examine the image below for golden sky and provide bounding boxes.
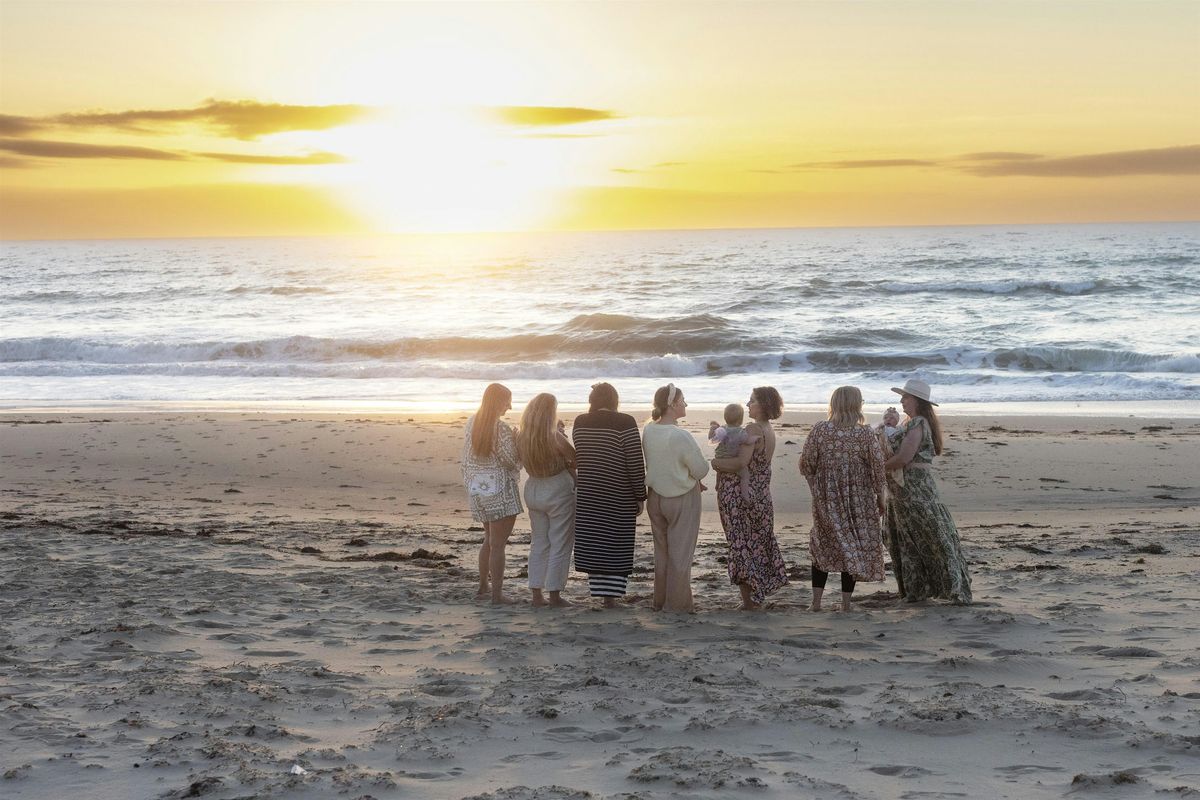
[1,0,1198,238]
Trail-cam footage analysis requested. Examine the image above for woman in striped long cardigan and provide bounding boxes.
[571,383,646,608]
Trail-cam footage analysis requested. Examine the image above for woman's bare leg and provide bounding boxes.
[739,583,763,611]
[531,588,547,607]
[477,523,491,597]
[809,586,824,612]
[840,591,852,613]
[547,590,572,607]
[489,515,517,605]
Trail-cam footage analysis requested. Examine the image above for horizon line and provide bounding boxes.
[3,218,1198,244]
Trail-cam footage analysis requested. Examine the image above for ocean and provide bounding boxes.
[2,222,1198,413]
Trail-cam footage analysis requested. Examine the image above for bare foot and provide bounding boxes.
[548,597,573,608]
[739,602,764,611]
[490,595,518,606]
[531,597,549,607]
[601,597,617,609]
[808,604,824,612]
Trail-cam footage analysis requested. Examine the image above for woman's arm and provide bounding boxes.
[866,429,886,515]
[555,431,577,478]
[884,422,923,472]
[681,429,711,481]
[798,424,819,477]
[620,425,647,506]
[711,423,760,472]
[496,423,522,471]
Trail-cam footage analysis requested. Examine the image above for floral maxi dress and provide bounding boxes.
[717,439,788,605]
[799,421,886,582]
[884,416,972,604]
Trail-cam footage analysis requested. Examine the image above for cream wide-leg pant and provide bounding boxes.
[523,470,576,592]
[647,483,702,612]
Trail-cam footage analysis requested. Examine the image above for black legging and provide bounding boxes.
[812,567,856,594]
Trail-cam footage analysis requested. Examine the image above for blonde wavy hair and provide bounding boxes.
[828,385,865,427]
[518,393,562,475]
[471,383,511,457]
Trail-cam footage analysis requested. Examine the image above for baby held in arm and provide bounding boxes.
[875,406,905,488]
[709,403,760,500]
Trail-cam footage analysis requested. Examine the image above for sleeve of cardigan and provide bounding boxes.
[620,426,647,502]
[496,422,522,473]
[680,429,710,481]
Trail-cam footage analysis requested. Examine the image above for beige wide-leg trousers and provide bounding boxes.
[523,470,576,592]
[647,483,702,612]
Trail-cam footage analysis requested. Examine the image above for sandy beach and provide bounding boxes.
[2,409,1198,799]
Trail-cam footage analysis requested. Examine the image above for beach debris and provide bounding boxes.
[339,548,452,564]
[1133,543,1168,554]
[1095,646,1164,658]
[179,776,223,797]
[1070,770,1138,787]
[289,764,308,775]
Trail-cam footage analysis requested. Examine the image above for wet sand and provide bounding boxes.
[1,411,1198,799]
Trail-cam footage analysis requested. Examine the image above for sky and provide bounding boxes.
[1,0,1198,238]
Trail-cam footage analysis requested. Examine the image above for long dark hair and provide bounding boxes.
[911,396,944,455]
[471,383,511,458]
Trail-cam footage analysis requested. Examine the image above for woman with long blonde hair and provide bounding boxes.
[461,383,523,604]
[518,393,576,607]
[799,385,887,612]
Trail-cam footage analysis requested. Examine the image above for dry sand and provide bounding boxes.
[1,410,1198,799]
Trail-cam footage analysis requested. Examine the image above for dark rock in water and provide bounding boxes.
[300,546,321,554]
[1012,563,1062,572]
[1133,542,1168,554]
[346,537,369,546]
[1016,544,1052,555]
[223,488,242,494]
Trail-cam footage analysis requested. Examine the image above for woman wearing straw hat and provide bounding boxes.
[882,379,972,604]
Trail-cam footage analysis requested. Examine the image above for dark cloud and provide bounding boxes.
[0,138,347,165]
[965,145,1200,177]
[0,138,186,160]
[492,106,618,126]
[788,158,939,170]
[197,151,348,165]
[0,115,45,136]
[1,100,374,141]
[959,151,1042,161]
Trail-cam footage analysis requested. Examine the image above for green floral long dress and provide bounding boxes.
[884,416,972,604]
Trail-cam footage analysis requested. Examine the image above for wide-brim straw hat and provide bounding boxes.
[891,378,939,406]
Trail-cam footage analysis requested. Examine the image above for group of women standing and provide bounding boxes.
[460,377,971,611]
